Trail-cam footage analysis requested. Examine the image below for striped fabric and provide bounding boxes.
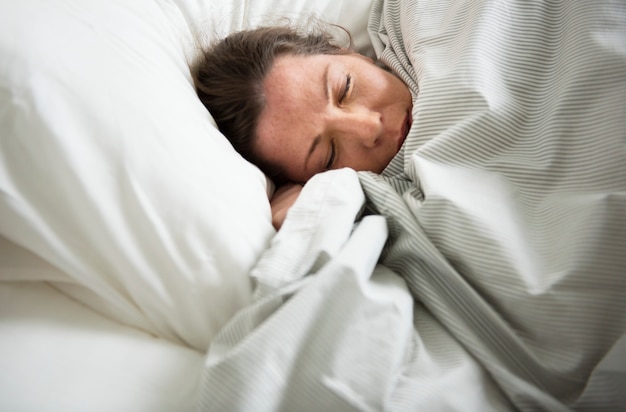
[198,171,514,411]
[363,0,626,409]
[196,0,624,410]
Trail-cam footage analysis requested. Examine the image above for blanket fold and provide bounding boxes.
[196,1,625,410]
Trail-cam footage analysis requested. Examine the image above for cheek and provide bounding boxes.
[385,75,408,99]
[363,71,403,104]
[343,147,391,173]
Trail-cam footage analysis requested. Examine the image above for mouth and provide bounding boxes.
[398,111,412,151]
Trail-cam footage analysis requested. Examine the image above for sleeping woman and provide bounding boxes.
[191,3,626,408]
[192,25,412,229]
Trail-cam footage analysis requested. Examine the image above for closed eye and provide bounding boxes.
[339,74,351,103]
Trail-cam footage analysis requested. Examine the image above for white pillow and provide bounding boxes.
[171,0,376,57]
[0,0,272,351]
[0,0,374,351]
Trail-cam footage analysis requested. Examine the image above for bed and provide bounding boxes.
[1,0,624,410]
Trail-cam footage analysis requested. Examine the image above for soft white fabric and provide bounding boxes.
[0,0,377,408]
[169,0,376,57]
[196,169,512,411]
[0,0,376,352]
[190,0,626,410]
[0,0,280,351]
[6,0,623,410]
[364,0,626,409]
[0,281,204,412]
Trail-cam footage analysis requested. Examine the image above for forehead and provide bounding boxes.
[253,55,331,180]
[263,54,328,106]
[258,54,326,144]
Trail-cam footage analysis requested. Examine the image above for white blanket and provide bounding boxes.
[199,170,512,411]
[197,0,626,410]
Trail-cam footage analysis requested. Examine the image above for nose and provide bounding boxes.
[327,107,382,148]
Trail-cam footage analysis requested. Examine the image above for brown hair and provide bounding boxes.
[191,24,352,183]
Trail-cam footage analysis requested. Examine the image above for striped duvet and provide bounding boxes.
[198,0,625,410]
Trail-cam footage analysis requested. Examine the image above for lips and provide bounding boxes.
[398,111,412,151]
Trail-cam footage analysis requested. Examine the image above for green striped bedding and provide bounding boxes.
[365,0,625,408]
[198,0,625,410]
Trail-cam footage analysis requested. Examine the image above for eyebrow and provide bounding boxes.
[304,63,331,171]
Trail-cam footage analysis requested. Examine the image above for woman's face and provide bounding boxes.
[254,52,412,183]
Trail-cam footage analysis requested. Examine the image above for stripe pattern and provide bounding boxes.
[195,1,624,410]
[364,0,626,409]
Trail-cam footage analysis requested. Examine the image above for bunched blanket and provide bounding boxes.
[198,0,626,410]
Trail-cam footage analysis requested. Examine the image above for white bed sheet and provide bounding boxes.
[194,0,626,409]
[0,281,204,411]
[195,169,513,411]
[0,0,379,408]
[1,0,624,409]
